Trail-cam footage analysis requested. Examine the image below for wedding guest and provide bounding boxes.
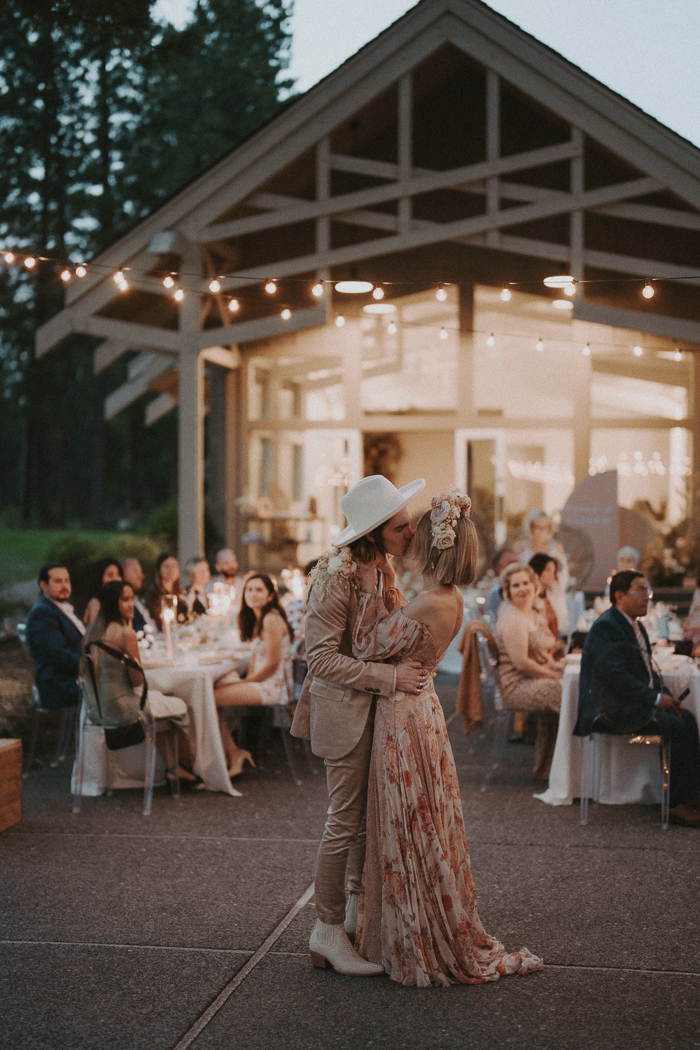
[26,563,84,710]
[81,580,198,786]
[209,547,244,613]
[483,548,518,623]
[518,509,569,634]
[604,547,641,599]
[185,556,210,616]
[83,558,123,625]
[529,553,566,656]
[145,552,188,631]
[497,562,562,779]
[121,557,156,633]
[214,573,294,778]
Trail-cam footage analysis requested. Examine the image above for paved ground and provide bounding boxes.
[2,679,699,1050]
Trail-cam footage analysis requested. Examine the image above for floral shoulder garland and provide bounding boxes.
[306,547,359,605]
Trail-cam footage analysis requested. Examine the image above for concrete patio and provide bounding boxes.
[2,679,699,1050]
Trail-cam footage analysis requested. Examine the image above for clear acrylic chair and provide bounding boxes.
[475,632,511,793]
[23,686,77,776]
[580,724,671,829]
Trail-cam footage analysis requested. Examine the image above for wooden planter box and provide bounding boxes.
[0,739,22,832]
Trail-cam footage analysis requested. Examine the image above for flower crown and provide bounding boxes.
[430,487,472,550]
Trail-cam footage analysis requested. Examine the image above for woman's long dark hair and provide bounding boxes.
[83,580,134,651]
[238,573,293,642]
[88,558,123,600]
[155,552,184,595]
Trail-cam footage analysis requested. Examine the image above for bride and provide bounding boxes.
[351,487,543,987]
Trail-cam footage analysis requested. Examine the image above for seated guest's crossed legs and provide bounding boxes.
[637,708,700,809]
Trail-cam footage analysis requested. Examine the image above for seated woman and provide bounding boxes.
[144,552,188,631]
[81,579,199,786]
[83,558,123,626]
[214,573,294,778]
[497,562,563,780]
[528,553,566,658]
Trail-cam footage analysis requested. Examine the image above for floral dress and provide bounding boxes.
[352,592,543,987]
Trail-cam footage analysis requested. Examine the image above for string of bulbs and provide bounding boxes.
[0,252,694,353]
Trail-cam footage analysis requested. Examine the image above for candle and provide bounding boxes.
[162,604,175,660]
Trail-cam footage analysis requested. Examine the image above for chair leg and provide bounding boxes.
[281,725,303,787]
[480,709,510,793]
[143,721,157,817]
[661,740,671,830]
[169,730,181,799]
[72,717,87,814]
[51,708,74,767]
[23,702,42,778]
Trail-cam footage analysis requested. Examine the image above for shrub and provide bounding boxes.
[146,501,178,551]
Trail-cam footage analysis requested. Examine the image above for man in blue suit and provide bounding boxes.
[25,563,84,710]
[575,570,700,827]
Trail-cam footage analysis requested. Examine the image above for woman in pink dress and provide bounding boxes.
[351,488,543,988]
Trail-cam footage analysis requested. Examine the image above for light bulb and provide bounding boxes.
[335,280,373,294]
[387,321,397,335]
[535,338,544,352]
[543,274,574,288]
[564,282,576,296]
[228,298,239,312]
[4,252,15,264]
[633,345,643,357]
[440,327,448,340]
[60,268,71,282]
[75,264,87,277]
[312,282,324,297]
[114,270,124,284]
[436,285,448,302]
[117,279,129,291]
[265,280,277,295]
[335,314,345,327]
[281,307,291,320]
[163,275,174,288]
[174,288,184,302]
[209,278,221,293]
[674,349,682,362]
[24,256,36,269]
[642,281,654,299]
[583,343,591,356]
[486,333,495,347]
[500,286,511,302]
[372,286,384,300]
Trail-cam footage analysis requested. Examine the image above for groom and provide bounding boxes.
[291,474,427,976]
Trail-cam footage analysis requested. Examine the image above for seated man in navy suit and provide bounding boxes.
[575,570,700,827]
[26,563,85,710]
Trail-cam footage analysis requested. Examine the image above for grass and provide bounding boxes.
[0,529,121,587]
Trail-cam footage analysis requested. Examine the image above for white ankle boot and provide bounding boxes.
[309,919,384,977]
[345,892,359,937]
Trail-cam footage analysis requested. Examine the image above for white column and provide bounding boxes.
[178,347,204,563]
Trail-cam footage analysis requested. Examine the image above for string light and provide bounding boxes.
[60,269,71,282]
[265,279,277,295]
[500,285,512,302]
[674,349,683,362]
[486,333,495,347]
[583,343,591,356]
[163,275,175,289]
[174,288,184,302]
[335,314,345,327]
[440,327,448,340]
[75,264,87,278]
[24,256,36,269]
[4,252,15,264]
[114,270,124,284]
[436,285,448,302]
[228,298,240,312]
[564,282,576,296]
[372,286,385,300]
[535,338,544,352]
[633,344,644,357]
[311,282,324,297]
[281,307,291,320]
[543,274,573,289]
[642,281,655,299]
[209,278,221,293]
[335,280,373,294]
[387,321,397,334]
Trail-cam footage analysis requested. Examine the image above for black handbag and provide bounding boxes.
[84,641,148,750]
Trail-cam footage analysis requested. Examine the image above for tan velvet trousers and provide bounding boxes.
[313,700,375,926]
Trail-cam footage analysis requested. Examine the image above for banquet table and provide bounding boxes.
[534,656,700,807]
[72,659,242,797]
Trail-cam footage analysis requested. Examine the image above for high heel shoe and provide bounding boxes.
[228,750,256,779]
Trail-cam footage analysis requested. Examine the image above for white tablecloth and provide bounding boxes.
[72,661,238,797]
[534,659,700,807]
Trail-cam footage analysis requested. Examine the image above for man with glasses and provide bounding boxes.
[575,570,700,826]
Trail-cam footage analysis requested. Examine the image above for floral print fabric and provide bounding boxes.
[352,592,543,987]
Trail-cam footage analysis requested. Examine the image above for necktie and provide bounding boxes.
[632,619,654,686]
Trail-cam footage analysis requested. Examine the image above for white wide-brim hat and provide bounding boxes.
[333,474,426,548]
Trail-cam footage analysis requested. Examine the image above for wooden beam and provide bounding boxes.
[145,391,178,427]
[592,201,700,231]
[486,70,500,248]
[200,140,583,242]
[397,73,412,235]
[195,306,326,349]
[104,354,175,420]
[93,339,131,375]
[574,301,700,345]
[201,345,241,369]
[86,316,183,353]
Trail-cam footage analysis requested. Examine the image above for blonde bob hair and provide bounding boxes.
[410,509,478,586]
[500,561,538,602]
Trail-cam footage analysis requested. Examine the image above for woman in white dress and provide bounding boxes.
[214,573,293,778]
[350,489,543,987]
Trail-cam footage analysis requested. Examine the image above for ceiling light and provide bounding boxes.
[362,303,396,314]
[335,280,373,294]
[543,274,574,289]
[552,299,574,310]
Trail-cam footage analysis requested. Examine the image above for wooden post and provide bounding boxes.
[178,347,205,563]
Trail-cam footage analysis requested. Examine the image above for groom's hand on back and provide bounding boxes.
[396,660,427,694]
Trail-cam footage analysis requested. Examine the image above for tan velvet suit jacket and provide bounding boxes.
[290,575,398,760]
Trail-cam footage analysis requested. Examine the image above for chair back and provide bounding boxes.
[80,646,143,728]
[475,631,503,711]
